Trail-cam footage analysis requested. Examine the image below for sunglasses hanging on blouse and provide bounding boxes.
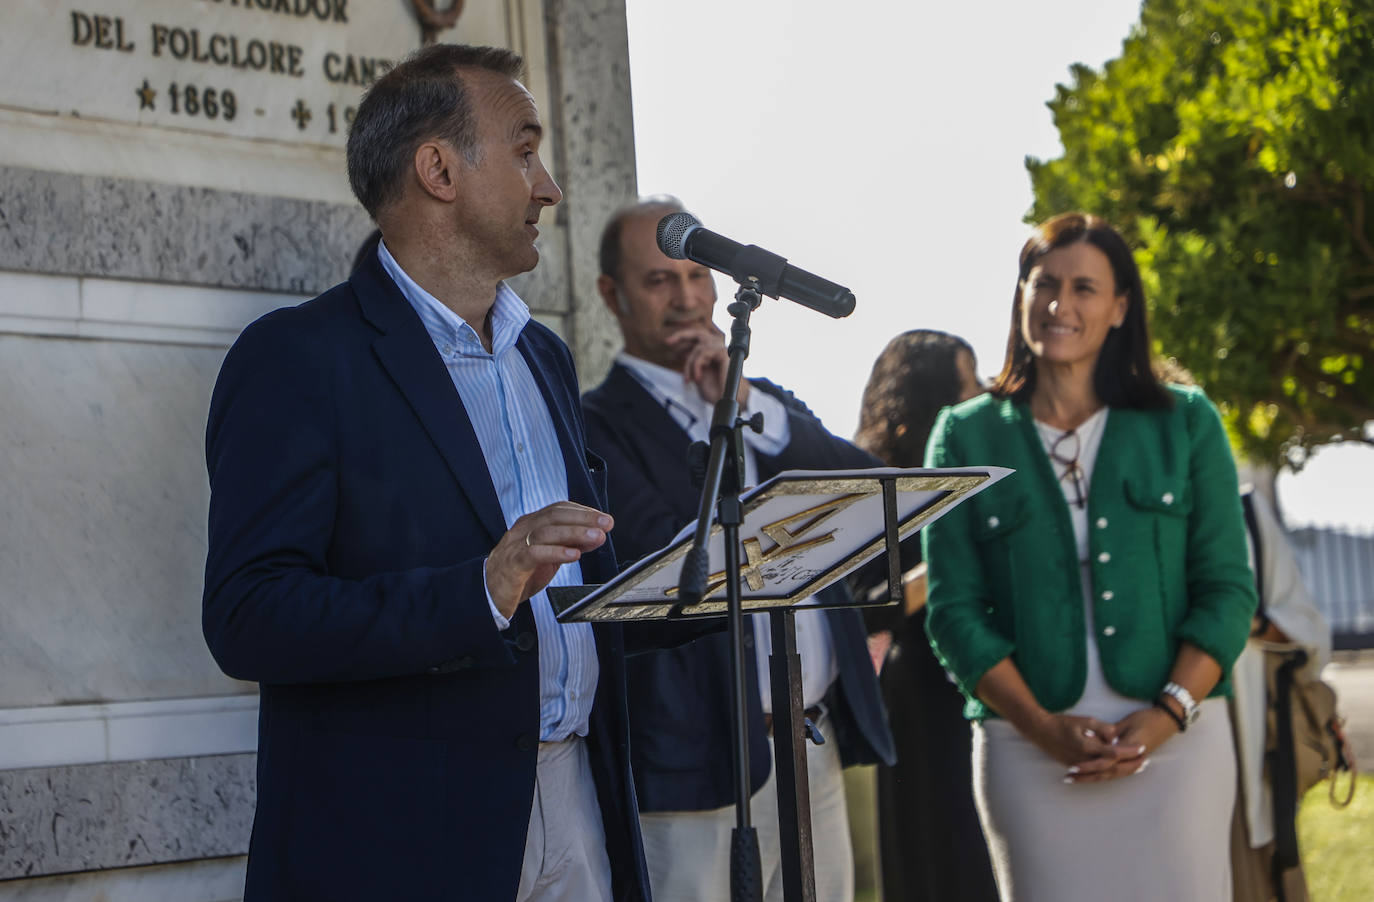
[1047,429,1087,509]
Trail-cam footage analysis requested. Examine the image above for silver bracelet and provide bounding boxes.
[1161,681,1200,729]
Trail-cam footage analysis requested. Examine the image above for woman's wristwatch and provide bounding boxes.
[1157,681,1200,731]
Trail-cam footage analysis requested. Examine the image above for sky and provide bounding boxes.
[622,0,1373,530]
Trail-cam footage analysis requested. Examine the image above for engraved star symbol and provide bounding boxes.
[136,79,155,111]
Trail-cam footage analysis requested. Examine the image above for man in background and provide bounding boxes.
[582,197,895,902]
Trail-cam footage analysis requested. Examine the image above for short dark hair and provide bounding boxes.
[598,195,686,279]
[990,212,1172,410]
[346,44,525,219]
[855,330,976,467]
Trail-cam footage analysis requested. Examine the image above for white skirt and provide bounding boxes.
[974,698,1234,902]
[973,574,1236,901]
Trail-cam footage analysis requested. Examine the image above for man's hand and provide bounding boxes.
[667,324,749,406]
[486,502,613,619]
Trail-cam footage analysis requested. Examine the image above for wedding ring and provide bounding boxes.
[524,532,533,547]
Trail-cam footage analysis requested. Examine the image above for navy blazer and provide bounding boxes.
[203,252,650,902]
[582,363,896,813]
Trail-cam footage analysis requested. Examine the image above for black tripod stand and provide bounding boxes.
[674,275,822,902]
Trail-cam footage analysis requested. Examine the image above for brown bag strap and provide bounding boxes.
[1328,716,1358,808]
[1330,766,1357,807]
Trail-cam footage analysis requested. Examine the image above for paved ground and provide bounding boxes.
[1324,649,1374,769]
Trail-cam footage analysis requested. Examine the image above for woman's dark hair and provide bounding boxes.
[990,212,1172,410]
[855,330,975,467]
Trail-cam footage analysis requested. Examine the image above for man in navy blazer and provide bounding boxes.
[582,198,895,902]
[204,45,651,902]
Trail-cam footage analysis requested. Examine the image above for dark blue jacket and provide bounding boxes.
[203,252,650,902]
[582,363,896,813]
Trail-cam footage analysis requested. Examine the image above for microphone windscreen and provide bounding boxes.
[656,212,700,260]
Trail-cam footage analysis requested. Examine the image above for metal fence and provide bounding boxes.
[1288,525,1374,649]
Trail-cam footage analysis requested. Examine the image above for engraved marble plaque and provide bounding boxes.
[0,0,514,148]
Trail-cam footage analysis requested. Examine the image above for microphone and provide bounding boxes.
[656,213,856,318]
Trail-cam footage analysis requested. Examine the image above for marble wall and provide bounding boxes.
[543,0,641,388]
[0,0,637,894]
[0,166,371,294]
[0,755,256,880]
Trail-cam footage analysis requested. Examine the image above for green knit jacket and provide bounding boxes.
[922,385,1257,721]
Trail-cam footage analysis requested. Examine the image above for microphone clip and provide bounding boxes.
[729,245,789,302]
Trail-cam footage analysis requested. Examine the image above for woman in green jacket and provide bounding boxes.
[922,213,1256,901]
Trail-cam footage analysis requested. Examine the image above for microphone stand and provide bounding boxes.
[674,280,765,902]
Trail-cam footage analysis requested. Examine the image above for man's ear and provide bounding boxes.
[413,140,458,202]
[596,274,625,317]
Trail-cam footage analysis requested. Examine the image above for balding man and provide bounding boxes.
[581,198,895,902]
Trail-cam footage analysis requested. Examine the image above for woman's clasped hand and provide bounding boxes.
[1030,709,1168,782]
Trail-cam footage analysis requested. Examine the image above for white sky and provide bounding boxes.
[622,0,1373,530]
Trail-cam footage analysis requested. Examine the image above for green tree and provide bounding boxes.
[1028,0,1374,467]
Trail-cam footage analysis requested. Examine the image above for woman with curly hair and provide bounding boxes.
[855,330,998,902]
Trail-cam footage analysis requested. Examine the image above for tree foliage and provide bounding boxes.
[1028,0,1374,467]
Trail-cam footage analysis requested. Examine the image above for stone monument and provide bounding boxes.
[0,1,635,897]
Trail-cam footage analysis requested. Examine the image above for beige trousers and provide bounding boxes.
[639,711,854,902]
[515,736,614,902]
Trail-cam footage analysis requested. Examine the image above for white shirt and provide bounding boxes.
[617,352,839,710]
[1034,408,1137,721]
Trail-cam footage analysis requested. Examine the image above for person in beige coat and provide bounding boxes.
[1229,487,1331,901]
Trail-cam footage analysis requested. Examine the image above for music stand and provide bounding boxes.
[552,465,1009,901]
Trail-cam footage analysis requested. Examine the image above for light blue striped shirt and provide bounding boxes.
[378,240,597,741]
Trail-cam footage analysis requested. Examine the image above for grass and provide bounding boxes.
[1298,772,1374,902]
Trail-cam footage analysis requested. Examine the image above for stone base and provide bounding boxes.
[0,165,372,297]
[0,856,246,902]
[0,755,254,880]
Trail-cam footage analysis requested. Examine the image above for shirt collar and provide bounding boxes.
[377,238,531,358]
[616,351,698,406]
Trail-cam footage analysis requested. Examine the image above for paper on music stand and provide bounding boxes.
[554,466,1010,622]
